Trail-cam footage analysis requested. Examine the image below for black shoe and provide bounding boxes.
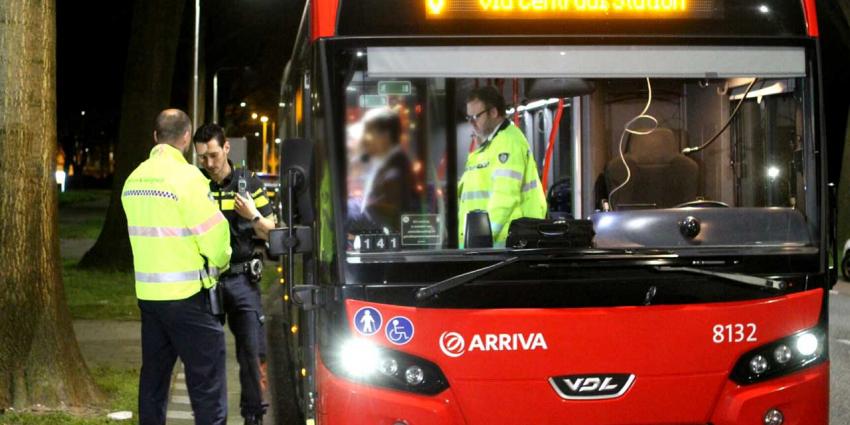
[244,415,263,425]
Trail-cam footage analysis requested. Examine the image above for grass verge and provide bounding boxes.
[58,218,104,240]
[0,366,138,425]
[63,260,138,321]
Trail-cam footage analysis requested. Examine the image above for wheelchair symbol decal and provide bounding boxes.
[353,307,382,336]
[384,316,415,345]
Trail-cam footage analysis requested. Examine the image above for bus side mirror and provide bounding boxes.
[281,138,315,225]
[267,226,314,257]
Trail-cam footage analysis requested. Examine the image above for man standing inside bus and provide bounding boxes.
[459,86,547,247]
[194,123,275,425]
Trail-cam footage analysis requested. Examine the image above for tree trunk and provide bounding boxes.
[78,0,187,270]
[0,0,101,408]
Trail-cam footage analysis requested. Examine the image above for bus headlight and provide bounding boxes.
[326,338,449,395]
[339,338,380,378]
[731,327,825,385]
[795,332,819,356]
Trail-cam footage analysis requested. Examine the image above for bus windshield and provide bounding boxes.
[338,45,817,255]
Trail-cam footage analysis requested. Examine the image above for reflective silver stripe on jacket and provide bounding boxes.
[492,169,523,181]
[200,266,221,280]
[521,180,539,192]
[461,191,491,201]
[122,189,178,201]
[135,270,202,283]
[128,226,192,237]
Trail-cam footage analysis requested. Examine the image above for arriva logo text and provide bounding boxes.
[439,331,548,357]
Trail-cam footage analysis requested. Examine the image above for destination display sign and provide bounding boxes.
[425,0,720,19]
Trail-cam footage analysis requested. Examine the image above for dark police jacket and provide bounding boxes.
[202,162,273,264]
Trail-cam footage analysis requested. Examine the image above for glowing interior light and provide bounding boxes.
[795,333,819,356]
[758,4,769,14]
[766,166,780,180]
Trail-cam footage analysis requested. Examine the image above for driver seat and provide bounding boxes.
[604,128,698,209]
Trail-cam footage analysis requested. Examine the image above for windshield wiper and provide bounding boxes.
[655,266,787,290]
[415,257,519,301]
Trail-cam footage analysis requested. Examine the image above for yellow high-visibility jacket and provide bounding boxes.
[458,120,547,247]
[122,144,231,301]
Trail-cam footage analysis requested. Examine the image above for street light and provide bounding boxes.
[192,0,200,165]
[261,116,269,173]
[213,66,248,124]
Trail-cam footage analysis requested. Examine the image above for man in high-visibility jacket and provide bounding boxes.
[123,109,232,425]
[459,86,547,247]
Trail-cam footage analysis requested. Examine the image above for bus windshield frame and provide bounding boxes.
[323,38,824,266]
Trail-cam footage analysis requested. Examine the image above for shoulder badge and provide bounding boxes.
[499,153,509,164]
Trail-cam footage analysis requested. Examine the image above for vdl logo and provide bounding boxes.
[549,374,636,400]
[439,331,548,357]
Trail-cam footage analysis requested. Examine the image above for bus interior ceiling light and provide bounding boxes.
[729,80,790,101]
[767,166,780,180]
[506,98,563,115]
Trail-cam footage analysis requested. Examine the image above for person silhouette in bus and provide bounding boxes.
[459,86,547,247]
[360,310,376,334]
[351,107,417,233]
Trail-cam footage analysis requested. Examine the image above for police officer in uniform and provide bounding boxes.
[459,86,547,247]
[194,123,275,425]
[123,109,231,425]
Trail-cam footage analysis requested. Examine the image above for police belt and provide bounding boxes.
[224,260,254,276]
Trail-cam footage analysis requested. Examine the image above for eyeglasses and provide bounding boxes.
[465,107,492,122]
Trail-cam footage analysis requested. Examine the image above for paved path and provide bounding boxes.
[829,281,850,425]
[64,195,272,424]
[73,320,265,424]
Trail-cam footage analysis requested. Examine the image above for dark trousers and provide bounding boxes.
[138,291,227,425]
[222,272,267,419]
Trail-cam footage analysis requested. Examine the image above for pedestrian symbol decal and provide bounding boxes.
[385,316,415,345]
[353,307,382,336]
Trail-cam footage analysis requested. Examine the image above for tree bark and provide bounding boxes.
[79,0,187,270]
[0,0,101,408]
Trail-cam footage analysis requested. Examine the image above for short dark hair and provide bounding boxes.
[193,123,227,147]
[154,109,192,145]
[466,86,506,117]
[363,108,401,145]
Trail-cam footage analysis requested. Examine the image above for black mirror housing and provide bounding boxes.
[267,226,314,257]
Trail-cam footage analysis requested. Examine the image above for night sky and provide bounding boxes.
[55,1,850,184]
[55,0,304,175]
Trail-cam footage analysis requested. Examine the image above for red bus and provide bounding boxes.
[267,1,834,424]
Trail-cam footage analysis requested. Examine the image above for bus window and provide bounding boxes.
[343,74,447,251]
[340,47,813,254]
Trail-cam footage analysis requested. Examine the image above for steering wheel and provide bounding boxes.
[674,200,730,208]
